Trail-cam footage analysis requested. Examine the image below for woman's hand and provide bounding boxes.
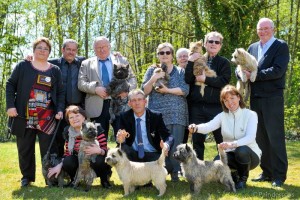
[84,144,104,156]
[7,108,18,117]
[157,83,169,94]
[47,162,62,178]
[151,71,165,82]
[188,124,197,134]
[218,142,237,150]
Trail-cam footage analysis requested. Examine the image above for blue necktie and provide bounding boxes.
[99,59,109,87]
[136,118,144,159]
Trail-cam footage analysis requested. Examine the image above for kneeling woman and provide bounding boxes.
[189,85,261,189]
[47,105,112,189]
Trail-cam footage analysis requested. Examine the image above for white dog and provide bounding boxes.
[231,48,258,101]
[105,148,167,196]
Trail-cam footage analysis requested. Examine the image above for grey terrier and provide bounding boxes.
[173,144,236,194]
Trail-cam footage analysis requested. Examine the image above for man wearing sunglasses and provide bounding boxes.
[185,31,231,161]
[247,18,289,188]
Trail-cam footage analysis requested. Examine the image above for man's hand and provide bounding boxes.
[55,111,63,120]
[95,86,108,99]
[160,140,169,156]
[116,129,130,143]
[188,53,201,62]
[7,108,18,117]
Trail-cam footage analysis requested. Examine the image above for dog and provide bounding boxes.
[189,40,217,96]
[105,148,167,196]
[73,122,98,192]
[42,153,65,187]
[106,62,131,123]
[173,144,236,194]
[153,63,170,91]
[231,48,258,101]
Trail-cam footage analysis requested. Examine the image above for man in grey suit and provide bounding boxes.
[244,18,289,187]
[78,36,137,139]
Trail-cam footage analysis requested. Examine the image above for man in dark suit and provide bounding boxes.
[48,39,86,157]
[245,18,289,187]
[116,89,174,173]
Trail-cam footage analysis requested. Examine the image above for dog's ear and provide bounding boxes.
[117,149,123,156]
[185,144,191,152]
[125,64,129,69]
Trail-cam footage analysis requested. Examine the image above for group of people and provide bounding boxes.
[6,17,289,192]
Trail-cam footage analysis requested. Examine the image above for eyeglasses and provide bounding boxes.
[207,40,221,45]
[36,46,50,51]
[177,55,188,59]
[96,45,109,50]
[158,51,172,55]
[257,27,273,32]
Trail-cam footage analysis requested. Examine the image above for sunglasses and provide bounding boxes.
[208,40,221,45]
[158,51,172,55]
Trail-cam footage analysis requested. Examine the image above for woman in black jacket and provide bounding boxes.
[6,37,64,187]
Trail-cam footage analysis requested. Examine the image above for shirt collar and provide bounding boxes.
[260,36,276,48]
[134,112,146,122]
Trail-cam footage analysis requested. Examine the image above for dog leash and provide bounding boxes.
[45,119,62,157]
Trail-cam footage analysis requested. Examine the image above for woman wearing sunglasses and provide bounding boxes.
[184,31,231,161]
[142,42,189,182]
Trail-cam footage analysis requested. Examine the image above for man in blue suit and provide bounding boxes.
[245,18,289,187]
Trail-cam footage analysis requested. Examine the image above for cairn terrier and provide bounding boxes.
[189,40,217,96]
[42,153,65,187]
[105,148,167,196]
[73,122,98,192]
[173,144,236,194]
[231,48,258,101]
[153,63,170,91]
[106,62,131,123]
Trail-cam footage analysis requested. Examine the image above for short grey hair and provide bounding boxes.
[62,39,78,49]
[257,18,275,29]
[93,36,110,48]
[204,31,224,44]
[128,89,146,100]
[176,48,190,58]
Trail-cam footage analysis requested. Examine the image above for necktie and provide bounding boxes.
[100,59,109,87]
[66,63,72,104]
[136,118,144,159]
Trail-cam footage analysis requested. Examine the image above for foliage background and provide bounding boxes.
[0,0,299,141]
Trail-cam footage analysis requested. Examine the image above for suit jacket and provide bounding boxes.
[119,108,174,153]
[78,54,137,118]
[248,39,289,98]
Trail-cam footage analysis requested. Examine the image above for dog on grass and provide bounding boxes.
[231,48,258,101]
[173,143,236,194]
[105,148,167,196]
[42,153,65,187]
[106,62,131,123]
[189,40,217,96]
[73,122,98,192]
[153,63,170,91]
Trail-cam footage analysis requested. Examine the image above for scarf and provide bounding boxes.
[68,126,81,154]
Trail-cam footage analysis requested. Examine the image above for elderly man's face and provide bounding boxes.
[94,40,111,60]
[257,20,274,44]
[176,52,189,68]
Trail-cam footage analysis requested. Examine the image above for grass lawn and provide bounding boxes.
[0,141,299,200]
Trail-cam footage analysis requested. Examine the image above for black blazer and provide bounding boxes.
[248,39,289,97]
[119,108,174,152]
[48,56,85,69]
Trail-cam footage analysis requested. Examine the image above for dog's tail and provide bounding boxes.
[157,147,166,166]
[218,147,228,165]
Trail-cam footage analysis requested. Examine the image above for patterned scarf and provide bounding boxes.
[68,126,81,154]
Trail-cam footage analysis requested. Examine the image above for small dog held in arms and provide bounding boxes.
[231,48,258,101]
[189,40,217,96]
[105,148,168,196]
[173,143,236,194]
[73,122,98,192]
[42,153,65,187]
[153,63,170,91]
[106,61,131,123]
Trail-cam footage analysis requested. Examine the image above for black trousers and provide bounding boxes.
[250,96,288,181]
[121,144,173,174]
[16,128,54,182]
[189,103,223,160]
[62,154,111,182]
[91,99,120,140]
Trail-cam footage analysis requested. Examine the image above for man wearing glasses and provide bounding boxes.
[185,32,231,161]
[247,18,289,187]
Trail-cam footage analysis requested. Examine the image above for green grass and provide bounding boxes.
[0,141,299,199]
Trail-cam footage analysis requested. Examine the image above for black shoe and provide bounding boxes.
[272,179,283,187]
[231,171,239,184]
[251,173,272,182]
[171,172,179,182]
[21,179,30,187]
[101,181,112,189]
[235,181,247,189]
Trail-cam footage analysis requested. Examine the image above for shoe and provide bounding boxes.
[272,179,283,187]
[235,181,247,189]
[231,171,239,184]
[251,173,272,182]
[21,179,30,187]
[171,172,179,182]
[101,181,112,189]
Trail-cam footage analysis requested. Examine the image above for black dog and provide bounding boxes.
[106,63,131,123]
[42,153,65,187]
